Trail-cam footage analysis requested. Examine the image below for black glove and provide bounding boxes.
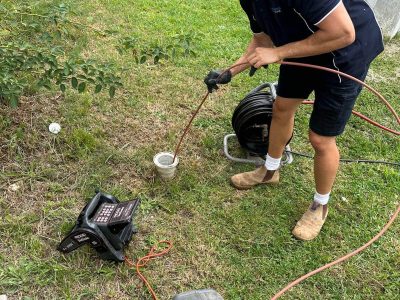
[249,65,269,77]
[204,69,232,93]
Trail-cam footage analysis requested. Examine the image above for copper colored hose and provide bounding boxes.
[283,61,400,135]
[247,61,400,299]
[270,203,400,299]
[173,92,209,162]
[302,101,399,135]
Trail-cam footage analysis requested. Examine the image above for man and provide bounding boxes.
[204,0,383,240]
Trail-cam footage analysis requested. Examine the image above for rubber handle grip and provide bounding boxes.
[249,65,269,77]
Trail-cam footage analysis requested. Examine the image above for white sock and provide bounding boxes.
[264,154,281,170]
[314,191,330,205]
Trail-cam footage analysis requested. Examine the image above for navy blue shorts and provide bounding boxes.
[277,61,369,136]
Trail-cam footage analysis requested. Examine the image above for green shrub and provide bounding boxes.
[0,2,122,106]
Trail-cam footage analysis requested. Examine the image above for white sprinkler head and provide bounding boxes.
[49,122,61,134]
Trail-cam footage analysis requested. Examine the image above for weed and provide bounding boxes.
[65,128,98,158]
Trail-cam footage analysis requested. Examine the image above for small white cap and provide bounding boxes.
[49,122,61,134]
[8,183,20,192]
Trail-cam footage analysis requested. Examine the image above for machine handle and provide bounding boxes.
[246,82,278,99]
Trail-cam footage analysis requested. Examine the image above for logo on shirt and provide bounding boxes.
[271,6,282,14]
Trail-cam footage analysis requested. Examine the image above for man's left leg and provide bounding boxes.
[291,63,369,240]
[292,130,339,241]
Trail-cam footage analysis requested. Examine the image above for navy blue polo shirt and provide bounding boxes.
[240,0,384,78]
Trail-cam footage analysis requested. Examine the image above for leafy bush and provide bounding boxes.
[0,2,200,107]
[116,32,199,64]
[0,2,122,106]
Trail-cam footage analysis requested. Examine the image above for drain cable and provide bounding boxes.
[173,61,399,163]
[234,61,400,300]
[130,61,399,300]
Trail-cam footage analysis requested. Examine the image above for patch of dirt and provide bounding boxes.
[366,67,400,83]
[179,208,195,219]
[366,69,389,83]
[383,40,400,56]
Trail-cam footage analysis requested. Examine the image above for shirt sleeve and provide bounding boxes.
[291,0,342,26]
[240,0,263,33]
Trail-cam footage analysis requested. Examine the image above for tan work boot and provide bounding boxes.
[292,203,328,241]
[230,166,279,190]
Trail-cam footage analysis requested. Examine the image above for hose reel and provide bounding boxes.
[224,82,293,165]
[232,90,274,155]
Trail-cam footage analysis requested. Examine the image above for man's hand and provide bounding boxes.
[247,47,281,68]
[204,70,232,93]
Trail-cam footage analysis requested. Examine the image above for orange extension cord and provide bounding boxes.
[125,240,173,300]
[127,62,399,300]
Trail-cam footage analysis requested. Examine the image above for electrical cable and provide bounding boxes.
[125,240,173,300]
[338,158,399,166]
[286,150,400,167]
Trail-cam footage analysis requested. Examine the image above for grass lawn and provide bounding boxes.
[0,0,399,299]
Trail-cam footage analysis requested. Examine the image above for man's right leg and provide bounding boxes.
[230,96,303,190]
[268,96,303,158]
